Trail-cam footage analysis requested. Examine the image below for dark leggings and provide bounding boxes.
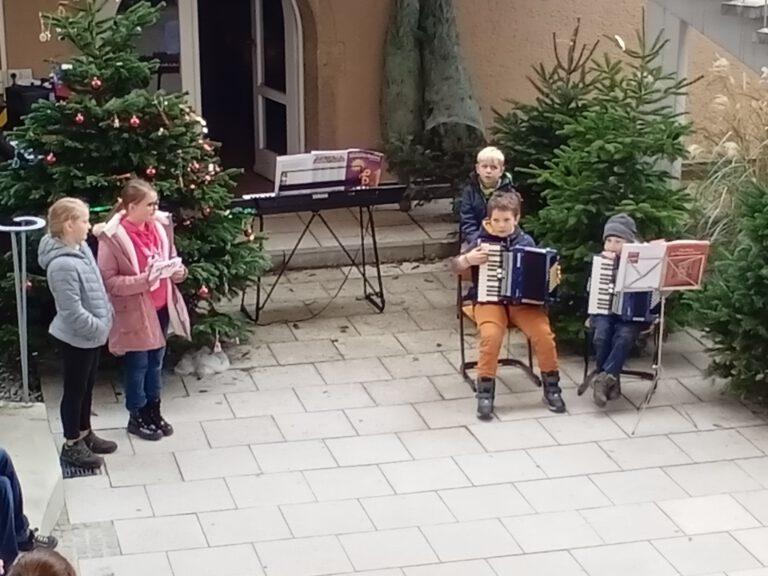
[58,339,101,441]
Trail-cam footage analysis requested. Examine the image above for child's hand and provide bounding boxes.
[464,246,489,266]
[601,251,617,260]
[171,264,187,283]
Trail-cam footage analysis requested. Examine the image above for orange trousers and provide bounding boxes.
[474,303,559,378]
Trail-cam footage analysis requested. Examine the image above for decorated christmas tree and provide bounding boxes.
[0,0,268,345]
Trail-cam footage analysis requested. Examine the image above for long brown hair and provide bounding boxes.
[7,550,77,576]
[107,178,157,220]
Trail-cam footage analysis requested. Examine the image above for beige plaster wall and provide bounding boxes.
[3,0,756,151]
[4,0,74,78]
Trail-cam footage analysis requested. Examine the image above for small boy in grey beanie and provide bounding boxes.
[586,212,647,407]
[602,213,637,243]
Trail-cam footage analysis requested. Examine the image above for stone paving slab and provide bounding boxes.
[38,263,768,576]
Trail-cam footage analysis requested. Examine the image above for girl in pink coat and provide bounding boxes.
[95,179,191,441]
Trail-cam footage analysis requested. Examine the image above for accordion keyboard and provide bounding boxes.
[587,255,615,315]
[478,243,503,302]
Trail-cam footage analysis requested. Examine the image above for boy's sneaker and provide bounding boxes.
[17,528,58,552]
[83,430,118,454]
[60,439,104,469]
[541,371,566,413]
[592,373,611,407]
[127,409,163,441]
[607,375,622,401]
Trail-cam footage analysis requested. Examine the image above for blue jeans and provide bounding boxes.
[0,448,30,568]
[122,307,169,412]
[591,314,644,377]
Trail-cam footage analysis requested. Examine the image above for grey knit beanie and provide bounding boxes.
[603,213,637,242]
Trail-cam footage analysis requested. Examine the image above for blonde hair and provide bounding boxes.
[108,178,157,219]
[47,198,88,238]
[476,146,505,166]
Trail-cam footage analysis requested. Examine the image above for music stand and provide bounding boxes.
[624,240,710,435]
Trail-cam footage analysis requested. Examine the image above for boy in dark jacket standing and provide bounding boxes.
[459,146,515,247]
[454,193,565,418]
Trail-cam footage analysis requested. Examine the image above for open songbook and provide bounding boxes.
[615,240,710,293]
[661,240,710,290]
[149,256,183,280]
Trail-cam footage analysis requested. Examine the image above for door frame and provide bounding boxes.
[110,0,306,173]
[182,0,305,175]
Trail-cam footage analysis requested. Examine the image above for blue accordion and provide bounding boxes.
[478,244,559,305]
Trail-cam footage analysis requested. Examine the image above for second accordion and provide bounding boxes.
[477,243,560,305]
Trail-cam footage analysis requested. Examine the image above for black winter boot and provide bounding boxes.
[147,398,174,436]
[475,376,496,420]
[127,407,163,441]
[541,371,566,413]
[60,439,104,469]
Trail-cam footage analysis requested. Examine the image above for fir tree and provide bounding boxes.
[0,0,268,345]
[528,26,695,341]
[697,178,768,397]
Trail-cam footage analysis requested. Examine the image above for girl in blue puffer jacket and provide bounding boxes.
[38,198,116,470]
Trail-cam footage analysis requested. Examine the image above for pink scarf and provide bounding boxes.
[121,216,168,310]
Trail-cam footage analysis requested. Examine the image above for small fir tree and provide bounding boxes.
[528,26,696,341]
[696,178,768,397]
[0,0,268,345]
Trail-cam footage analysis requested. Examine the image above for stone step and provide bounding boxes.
[721,0,767,19]
[266,236,457,270]
[0,402,63,534]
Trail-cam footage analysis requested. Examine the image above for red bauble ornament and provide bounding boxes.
[25,280,32,291]
[204,175,211,183]
[202,206,211,216]
[190,161,200,171]
[145,166,157,178]
[129,115,141,128]
[197,285,210,299]
[90,77,102,90]
[74,112,85,124]
[45,152,57,165]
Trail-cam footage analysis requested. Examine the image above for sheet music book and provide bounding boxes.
[614,243,667,293]
[661,240,710,290]
[274,149,383,195]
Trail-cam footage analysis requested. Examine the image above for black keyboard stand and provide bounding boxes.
[234,184,407,323]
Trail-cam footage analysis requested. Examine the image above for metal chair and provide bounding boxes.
[457,272,541,392]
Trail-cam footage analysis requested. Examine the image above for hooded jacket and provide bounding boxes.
[458,171,515,246]
[94,210,191,356]
[38,234,113,349]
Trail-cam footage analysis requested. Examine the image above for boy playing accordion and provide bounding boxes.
[586,213,650,406]
[453,192,565,418]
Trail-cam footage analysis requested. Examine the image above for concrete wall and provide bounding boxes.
[4,0,756,150]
